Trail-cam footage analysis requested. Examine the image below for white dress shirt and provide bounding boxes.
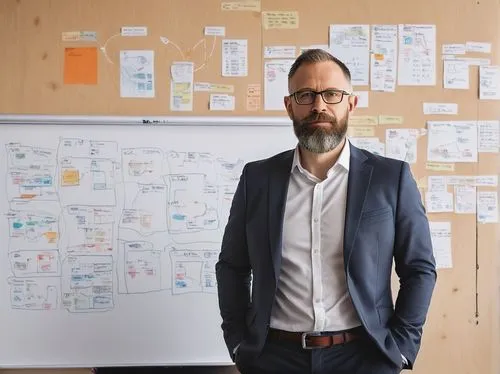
[270,140,361,332]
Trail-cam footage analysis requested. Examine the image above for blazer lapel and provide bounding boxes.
[268,151,294,282]
[344,144,373,266]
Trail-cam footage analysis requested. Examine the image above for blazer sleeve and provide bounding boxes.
[215,165,252,358]
[391,162,437,368]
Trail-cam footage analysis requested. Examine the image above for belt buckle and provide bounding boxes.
[301,331,323,349]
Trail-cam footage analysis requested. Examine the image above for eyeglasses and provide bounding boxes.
[289,89,352,105]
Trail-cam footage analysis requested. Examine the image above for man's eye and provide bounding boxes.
[298,92,314,100]
[324,90,341,99]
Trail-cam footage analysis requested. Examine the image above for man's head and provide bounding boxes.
[284,49,357,154]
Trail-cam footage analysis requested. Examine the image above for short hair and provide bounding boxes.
[288,48,352,85]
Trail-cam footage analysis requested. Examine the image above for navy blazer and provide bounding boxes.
[216,143,436,369]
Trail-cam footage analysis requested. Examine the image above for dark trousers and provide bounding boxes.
[236,333,402,374]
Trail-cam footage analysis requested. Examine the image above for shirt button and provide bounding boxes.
[315,299,320,303]
[313,249,319,254]
[313,218,319,223]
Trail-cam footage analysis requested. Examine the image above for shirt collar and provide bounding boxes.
[291,138,351,176]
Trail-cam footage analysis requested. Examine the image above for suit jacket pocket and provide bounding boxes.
[361,207,392,225]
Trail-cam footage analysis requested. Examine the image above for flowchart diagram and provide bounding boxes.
[3,138,244,313]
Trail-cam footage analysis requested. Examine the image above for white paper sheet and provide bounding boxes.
[209,94,235,111]
[442,44,466,55]
[427,121,478,162]
[478,120,500,153]
[222,39,248,77]
[443,60,469,89]
[477,192,499,223]
[426,192,454,213]
[385,129,419,163]
[370,25,398,92]
[264,59,294,111]
[466,41,491,54]
[428,176,447,192]
[329,25,370,86]
[120,50,155,98]
[397,24,436,86]
[479,66,500,100]
[170,62,194,111]
[429,221,452,269]
[454,185,476,214]
[423,103,458,115]
[264,46,296,59]
[349,137,385,156]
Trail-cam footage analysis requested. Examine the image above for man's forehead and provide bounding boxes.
[289,61,349,90]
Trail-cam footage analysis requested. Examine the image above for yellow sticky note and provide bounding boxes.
[61,169,80,186]
[378,115,404,125]
[210,84,234,93]
[349,116,379,126]
[426,162,455,172]
[221,1,261,11]
[43,232,58,243]
[262,11,299,29]
[347,126,375,137]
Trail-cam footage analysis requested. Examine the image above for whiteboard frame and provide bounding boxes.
[0,114,292,127]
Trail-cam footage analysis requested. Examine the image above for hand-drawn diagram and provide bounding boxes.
[64,205,115,254]
[427,121,478,162]
[3,138,244,313]
[5,144,58,202]
[61,255,114,312]
[8,277,59,310]
[169,247,219,295]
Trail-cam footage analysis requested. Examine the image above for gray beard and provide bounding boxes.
[297,128,345,153]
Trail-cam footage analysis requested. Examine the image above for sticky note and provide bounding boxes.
[64,47,98,85]
[61,169,80,186]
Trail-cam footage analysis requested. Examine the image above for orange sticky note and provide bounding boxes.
[64,47,97,84]
[61,169,80,186]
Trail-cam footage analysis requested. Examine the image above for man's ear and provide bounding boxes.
[348,94,358,113]
[284,96,294,120]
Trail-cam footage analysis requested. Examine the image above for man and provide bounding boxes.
[216,49,436,374]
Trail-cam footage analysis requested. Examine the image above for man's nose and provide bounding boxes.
[311,93,328,112]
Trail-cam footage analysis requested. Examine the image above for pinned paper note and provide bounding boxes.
[442,44,466,55]
[379,116,403,125]
[62,31,97,42]
[170,62,194,111]
[210,94,235,111]
[221,1,261,11]
[222,40,248,77]
[246,84,261,111]
[477,192,499,223]
[347,126,375,137]
[349,116,378,126]
[423,103,458,115]
[63,47,98,85]
[264,46,296,59]
[466,41,491,54]
[479,66,500,100]
[478,120,500,153]
[426,162,455,172]
[204,26,225,36]
[121,26,148,36]
[429,222,452,269]
[262,11,299,29]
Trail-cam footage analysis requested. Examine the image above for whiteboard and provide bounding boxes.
[0,122,296,368]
